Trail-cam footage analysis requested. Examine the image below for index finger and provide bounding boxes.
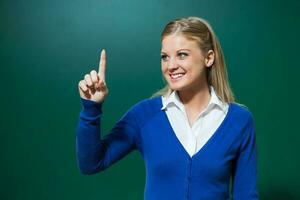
[98,49,106,81]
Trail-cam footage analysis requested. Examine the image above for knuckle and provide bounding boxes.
[78,80,84,86]
[91,75,98,82]
[84,74,89,79]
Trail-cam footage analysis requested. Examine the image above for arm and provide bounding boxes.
[232,114,259,199]
[76,98,140,175]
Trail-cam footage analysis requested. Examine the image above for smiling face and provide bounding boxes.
[161,34,213,93]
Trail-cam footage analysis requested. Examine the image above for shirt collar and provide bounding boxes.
[161,85,227,114]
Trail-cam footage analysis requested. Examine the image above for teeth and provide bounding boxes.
[171,73,184,79]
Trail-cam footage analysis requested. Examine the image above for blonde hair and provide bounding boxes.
[151,16,236,104]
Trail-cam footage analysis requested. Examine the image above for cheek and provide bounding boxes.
[161,63,168,72]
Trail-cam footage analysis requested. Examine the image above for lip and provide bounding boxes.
[169,73,186,81]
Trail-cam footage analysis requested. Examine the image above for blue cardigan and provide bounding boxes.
[76,96,259,200]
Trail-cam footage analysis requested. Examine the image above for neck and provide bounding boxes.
[177,82,211,112]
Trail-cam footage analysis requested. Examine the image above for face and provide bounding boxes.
[161,34,213,92]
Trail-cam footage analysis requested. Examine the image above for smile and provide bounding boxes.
[169,73,185,81]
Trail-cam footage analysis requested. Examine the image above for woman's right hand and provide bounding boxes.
[78,49,109,104]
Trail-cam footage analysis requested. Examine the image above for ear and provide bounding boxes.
[205,50,215,67]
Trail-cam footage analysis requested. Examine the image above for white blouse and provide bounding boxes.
[161,85,229,157]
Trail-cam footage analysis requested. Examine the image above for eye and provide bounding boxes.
[178,52,188,59]
[161,54,168,61]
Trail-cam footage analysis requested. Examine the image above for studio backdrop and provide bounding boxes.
[1,0,299,199]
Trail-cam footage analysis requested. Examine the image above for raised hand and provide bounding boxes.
[78,49,109,103]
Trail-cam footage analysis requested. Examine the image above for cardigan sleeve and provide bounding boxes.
[232,113,259,199]
[76,98,140,175]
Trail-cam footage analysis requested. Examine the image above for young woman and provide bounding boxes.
[76,16,259,199]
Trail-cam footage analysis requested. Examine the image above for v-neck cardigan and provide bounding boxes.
[76,96,259,200]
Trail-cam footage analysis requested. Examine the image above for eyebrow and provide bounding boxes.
[161,49,191,54]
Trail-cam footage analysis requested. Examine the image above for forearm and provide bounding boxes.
[76,98,106,174]
[76,96,141,176]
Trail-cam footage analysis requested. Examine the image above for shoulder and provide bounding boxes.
[226,103,256,146]
[229,102,255,127]
[129,96,162,115]
[125,96,162,126]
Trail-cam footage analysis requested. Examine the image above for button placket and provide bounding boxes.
[186,158,192,200]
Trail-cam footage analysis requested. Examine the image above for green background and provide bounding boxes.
[1,0,299,199]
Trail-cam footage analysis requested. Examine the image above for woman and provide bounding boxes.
[76,16,259,199]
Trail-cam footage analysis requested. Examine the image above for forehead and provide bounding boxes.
[161,34,199,52]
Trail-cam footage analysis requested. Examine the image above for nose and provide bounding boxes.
[167,57,179,71]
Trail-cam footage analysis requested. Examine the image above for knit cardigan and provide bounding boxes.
[76,96,259,200]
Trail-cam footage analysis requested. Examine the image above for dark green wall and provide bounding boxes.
[1,0,299,199]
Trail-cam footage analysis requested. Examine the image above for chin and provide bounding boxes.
[169,81,198,93]
[168,83,186,92]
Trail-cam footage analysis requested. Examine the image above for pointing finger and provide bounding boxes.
[98,49,106,82]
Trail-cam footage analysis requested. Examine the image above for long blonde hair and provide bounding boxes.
[151,16,236,104]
